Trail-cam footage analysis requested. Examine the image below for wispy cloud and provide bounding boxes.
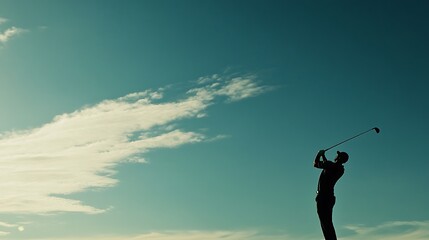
[0,26,25,43]
[194,74,272,102]
[343,220,429,240]
[0,18,7,25]
[0,74,269,215]
[0,220,24,236]
[0,17,26,44]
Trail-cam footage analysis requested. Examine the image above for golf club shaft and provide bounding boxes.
[324,128,379,151]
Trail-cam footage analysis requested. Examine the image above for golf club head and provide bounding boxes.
[373,127,380,133]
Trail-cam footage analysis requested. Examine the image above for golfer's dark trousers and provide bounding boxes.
[316,194,337,240]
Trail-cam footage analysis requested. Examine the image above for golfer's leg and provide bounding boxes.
[324,208,337,240]
[324,198,337,240]
[317,198,337,240]
[317,201,330,240]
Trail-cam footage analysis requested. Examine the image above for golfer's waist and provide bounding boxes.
[316,190,335,196]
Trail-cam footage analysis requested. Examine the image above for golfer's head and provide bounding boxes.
[335,151,349,164]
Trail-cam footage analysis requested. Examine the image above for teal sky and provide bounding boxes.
[0,1,428,239]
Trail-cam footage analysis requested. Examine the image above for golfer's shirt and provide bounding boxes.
[315,161,344,197]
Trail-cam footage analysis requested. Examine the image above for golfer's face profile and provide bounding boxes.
[334,154,343,163]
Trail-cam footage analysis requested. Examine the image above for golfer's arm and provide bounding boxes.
[314,151,328,168]
[313,154,323,168]
[321,154,328,162]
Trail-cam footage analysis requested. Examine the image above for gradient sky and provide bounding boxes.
[0,1,428,239]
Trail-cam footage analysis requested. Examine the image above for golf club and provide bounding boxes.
[324,127,380,152]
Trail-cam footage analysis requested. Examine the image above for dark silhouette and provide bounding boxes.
[314,150,348,240]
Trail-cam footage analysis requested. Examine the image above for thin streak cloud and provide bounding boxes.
[19,230,295,240]
[38,220,427,240]
[0,221,17,228]
[0,74,269,215]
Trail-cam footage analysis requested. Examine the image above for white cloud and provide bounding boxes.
[0,74,268,215]
[0,26,25,43]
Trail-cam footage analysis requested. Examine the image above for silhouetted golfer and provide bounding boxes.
[314,150,348,240]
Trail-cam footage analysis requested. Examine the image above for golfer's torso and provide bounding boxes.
[317,163,344,196]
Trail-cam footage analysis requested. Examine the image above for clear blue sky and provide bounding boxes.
[0,1,428,239]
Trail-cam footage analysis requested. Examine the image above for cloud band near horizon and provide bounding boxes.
[7,220,429,240]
